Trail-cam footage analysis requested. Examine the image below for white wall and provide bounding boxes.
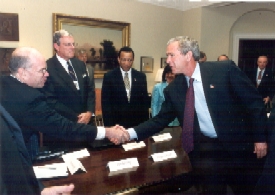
[0,0,184,91]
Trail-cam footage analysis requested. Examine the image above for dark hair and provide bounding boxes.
[200,51,206,59]
[162,65,172,82]
[118,46,134,59]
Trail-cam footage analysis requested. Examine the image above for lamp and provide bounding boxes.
[155,68,164,82]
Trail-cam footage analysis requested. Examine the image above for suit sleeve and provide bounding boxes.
[101,73,114,127]
[23,95,98,143]
[228,62,267,142]
[82,63,95,114]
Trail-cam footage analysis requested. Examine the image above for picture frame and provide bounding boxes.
[0,48,15,75]
[53,13,131,78]
[0,13,19,41]
[140,56,154,73]
[161,57,168,68]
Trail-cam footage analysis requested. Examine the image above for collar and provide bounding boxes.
[120,67,132,74]
[185,62,201,82]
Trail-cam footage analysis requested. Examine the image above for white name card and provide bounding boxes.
[62,155,87,175]
[107,158,139,172]
[122,141,146,151]
[152,133,172,142]
[151,150,177,162]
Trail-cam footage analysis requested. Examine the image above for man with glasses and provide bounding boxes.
[40,30,96,149]
[0,47,129,159]
[101,46,150,128]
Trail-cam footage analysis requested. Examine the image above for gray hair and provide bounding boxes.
[53,29,72,45]
[9,47,36,74]
[76,49,87,56]
[167,36,200,61]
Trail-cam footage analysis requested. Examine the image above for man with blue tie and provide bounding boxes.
[124,36,267,194]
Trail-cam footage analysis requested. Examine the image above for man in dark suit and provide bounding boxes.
[101,46,150,128]
[124,36,267,194]
[248,55,274,112]
[0,47,129,159]
[254,106,275,194]
[41,30,95,124]
[0,104,75,195]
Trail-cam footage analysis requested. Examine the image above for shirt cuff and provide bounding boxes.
[96,126,105,140]
[127,128,138,140]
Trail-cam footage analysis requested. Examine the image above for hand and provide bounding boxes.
[105,125,130,145]
[41,184,74,195]
[77,111,92,124]
[254,142,267,158]
[263,97,270,104]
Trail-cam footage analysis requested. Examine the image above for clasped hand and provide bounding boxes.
[105,125,130,145]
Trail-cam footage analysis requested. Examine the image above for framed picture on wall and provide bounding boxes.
[0,13,19,41]
[161,57,167,68]
[140,56,153,73]
[0,48,15,75]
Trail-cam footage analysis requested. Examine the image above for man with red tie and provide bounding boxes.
[125,36,267,194]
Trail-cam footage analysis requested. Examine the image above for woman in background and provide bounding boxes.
[151,65,179,126]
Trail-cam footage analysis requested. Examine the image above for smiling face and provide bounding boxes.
[166,41,195,77]
[54,36,75,61]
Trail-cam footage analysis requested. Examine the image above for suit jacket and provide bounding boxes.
[86,64,95,90]
[151,82,179,126]
[41,56,95,122]
[102,67,150,128]
[254,106,275,194]
[248,68,275,99]
[135,61,267,160]
[0,76,98,151]
[0,104,41,195]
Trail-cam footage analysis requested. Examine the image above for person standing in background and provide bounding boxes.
[151,65,179,126]
[76,49,95,94]
[101,46,150,128]
[247,55,274,113]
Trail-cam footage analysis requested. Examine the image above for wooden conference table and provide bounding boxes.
[40,127,192,194]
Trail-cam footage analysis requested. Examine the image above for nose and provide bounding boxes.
[44,71,49,77]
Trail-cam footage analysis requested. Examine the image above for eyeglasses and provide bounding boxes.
[62,42,76,47]
[38,68,48,76]
[120,58,133,62]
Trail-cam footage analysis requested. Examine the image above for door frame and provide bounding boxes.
[232,33,275,66]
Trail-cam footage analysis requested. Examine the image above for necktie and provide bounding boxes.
[124,72,130,102]
[257,70,262,88]
[182,78,195,153]
[67,61,77,81]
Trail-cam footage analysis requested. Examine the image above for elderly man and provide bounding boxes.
[248,55,274,112]
[125,36,267,194]
[0,47,129,159]
[42,30,94,124]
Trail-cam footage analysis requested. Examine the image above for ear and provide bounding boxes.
[186,51,193,61]
[117,56,120,63]
[53,43,59,52]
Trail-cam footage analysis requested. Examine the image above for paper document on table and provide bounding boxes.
[122,141,146,151]
[152,133,172,142]
[33,163,68,179]
[64,148,90,159]
[151,150,177,162]
[62,155,87,175]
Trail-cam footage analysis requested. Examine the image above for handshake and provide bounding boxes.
[105,125,130,145]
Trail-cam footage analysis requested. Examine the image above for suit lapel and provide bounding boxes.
[199,63,215,111]
[53,57,80,94]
